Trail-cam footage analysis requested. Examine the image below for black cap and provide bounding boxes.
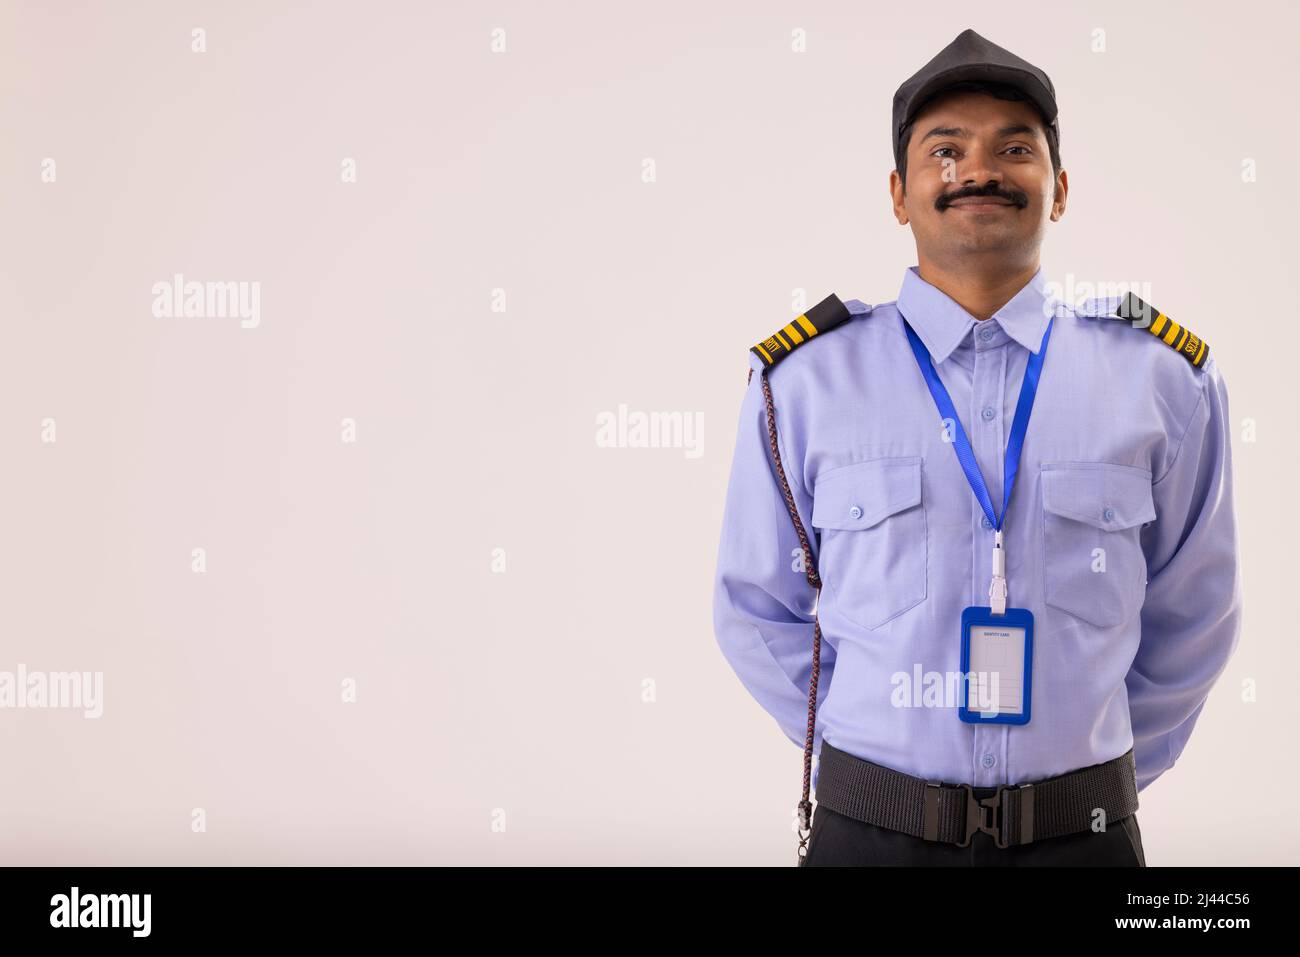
[892,29,1058,171]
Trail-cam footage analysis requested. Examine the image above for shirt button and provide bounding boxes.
[1103,506,1116,522]
[981,516,993,530]
[981,754,996,769]
[981,406,995,421]
[979,326,995,342]
[849,505,863,520]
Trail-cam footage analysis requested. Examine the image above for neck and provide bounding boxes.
[915,253,1040,322]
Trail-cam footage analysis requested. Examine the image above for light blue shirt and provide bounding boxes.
[713,264,1242,793]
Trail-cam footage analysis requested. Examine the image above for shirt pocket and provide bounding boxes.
[811,457,927,630]
[1040,462,1156,628]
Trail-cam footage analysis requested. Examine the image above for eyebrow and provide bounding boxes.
[920,124,1039,142]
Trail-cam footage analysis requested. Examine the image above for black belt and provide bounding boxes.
[815,741,1139,848]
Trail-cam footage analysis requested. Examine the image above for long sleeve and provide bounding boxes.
[712,360,832,752]
[1129,356,1243,792]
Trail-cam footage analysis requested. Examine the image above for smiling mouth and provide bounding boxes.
[946,197,1017,210]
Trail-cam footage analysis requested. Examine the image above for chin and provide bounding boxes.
[951,234,1022,254]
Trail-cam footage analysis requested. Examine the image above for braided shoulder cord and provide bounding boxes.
[753,367,823,867]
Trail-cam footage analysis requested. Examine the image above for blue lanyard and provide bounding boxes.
[901,316,1054,533]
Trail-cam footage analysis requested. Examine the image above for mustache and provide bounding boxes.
[937,186,1027,210]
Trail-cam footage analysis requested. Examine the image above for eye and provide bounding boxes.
[1005,146,1032,155]
[931,146,958,158]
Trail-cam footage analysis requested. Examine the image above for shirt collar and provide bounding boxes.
[895,264,1057,363]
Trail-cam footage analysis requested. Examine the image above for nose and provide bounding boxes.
[954,143,1004,189]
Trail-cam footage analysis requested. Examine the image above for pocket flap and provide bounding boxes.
[1041,463,1156,530]
[812,457,922,530]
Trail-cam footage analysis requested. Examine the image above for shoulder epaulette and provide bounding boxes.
[1077,292,1209,370]
[750,294,871,369]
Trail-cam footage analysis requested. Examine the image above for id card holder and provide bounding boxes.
[958,606,1033,725]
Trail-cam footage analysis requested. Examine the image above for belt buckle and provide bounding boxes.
[957,783,1010,848]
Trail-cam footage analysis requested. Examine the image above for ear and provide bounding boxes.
[889,169,909,225]
[1049,168,1068,222]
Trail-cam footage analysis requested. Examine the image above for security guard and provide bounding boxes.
[712,29,1241,866]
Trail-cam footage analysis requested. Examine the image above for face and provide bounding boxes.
[889,90,1067,266]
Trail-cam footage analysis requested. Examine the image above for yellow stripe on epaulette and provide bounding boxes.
[1116,293,1209,369]
[750,294,852,370]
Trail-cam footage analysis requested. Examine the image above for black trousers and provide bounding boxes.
[804,794,1147,866]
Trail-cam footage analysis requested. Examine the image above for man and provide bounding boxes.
[712,29,1242,866]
